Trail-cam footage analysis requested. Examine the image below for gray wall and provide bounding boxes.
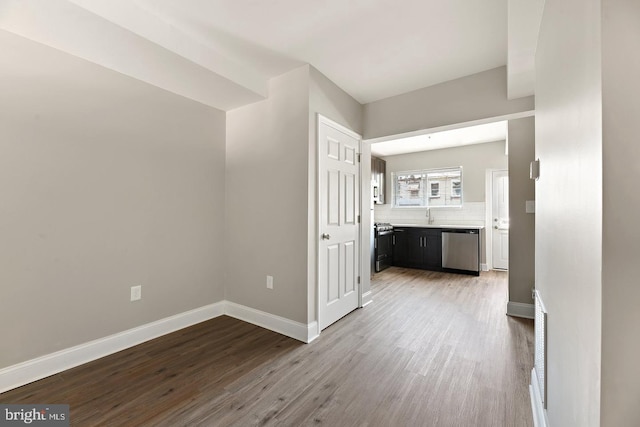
[536,0,603,425]
[0,31,227,368]
[601,0,640,424]
[225,66,310,324]
[382,141,508,203]
[226,65,363,326]
[507,117,535,304]
[363,67,534,140]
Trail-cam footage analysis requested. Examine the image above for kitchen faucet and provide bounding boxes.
[426,208,434,225]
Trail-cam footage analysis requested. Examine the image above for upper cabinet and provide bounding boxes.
[372,156,387,204]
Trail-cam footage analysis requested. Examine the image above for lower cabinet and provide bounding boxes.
[393,228,442,271]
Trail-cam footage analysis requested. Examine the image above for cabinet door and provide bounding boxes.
[378,158,386,204]
[371,157,380,204]
[424,230,442,269]
[392,229,409,267]
[405,229,426,267]
[371,157,386,204]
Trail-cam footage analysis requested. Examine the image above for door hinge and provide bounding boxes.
[357,215,360,223]
[357,276,361,284]
[357,153,361,163]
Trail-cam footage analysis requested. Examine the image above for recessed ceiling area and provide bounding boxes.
[136,0,508,104]
[0,0,544,110]
[371,121,508,157]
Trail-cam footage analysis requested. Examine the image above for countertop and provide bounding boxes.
[391,224,485,230]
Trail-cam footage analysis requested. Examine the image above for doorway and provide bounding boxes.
[491,170,509,270]
[317,115,361,331]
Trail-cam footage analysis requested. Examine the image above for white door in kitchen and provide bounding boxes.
[318,115,360,331]
[492,170,509,270]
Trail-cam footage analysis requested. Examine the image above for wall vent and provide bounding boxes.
[534,290,548,408]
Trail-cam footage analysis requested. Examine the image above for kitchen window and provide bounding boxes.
[392,167,462,208]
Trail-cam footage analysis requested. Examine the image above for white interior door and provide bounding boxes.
[318,116,360,331]
[492,170,509,270]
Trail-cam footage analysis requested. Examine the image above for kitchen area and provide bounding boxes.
[369,122,510,277]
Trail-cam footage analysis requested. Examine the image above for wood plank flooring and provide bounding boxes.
[1,268,534,426]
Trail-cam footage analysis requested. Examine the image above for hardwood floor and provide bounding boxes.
[1,268,534,426]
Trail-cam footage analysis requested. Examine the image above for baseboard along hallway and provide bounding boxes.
[0,268,534,426]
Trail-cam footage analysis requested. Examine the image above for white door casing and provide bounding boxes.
[492,170,509,270]
[318,115,360,331]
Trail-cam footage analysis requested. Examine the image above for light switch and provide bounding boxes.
[526,200,535,214]
[530,159,540,180]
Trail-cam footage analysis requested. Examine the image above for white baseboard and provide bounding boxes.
[225,301,315,344]
[530,368,549,427]
[480,263,489,272]
[507,301,535,319]
[361,291,373,307]
[0,302,225,394]
[0,300,322,394]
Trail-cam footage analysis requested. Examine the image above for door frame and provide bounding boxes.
[316,114,364,337]
[485,168,509,270]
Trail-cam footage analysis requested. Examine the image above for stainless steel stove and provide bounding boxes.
[374,223,394,272]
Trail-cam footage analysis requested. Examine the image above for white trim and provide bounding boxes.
[507,301,535,319]
[480,263,489,271]
[225,301,315,344]
[0,300,324,394]
[530,368,550,427]
[361,291,373,307]
[485,169,495,269]
[306,322,320,343]
[318,114,362,140]
[360,140,373,316]
[0,302,225,394]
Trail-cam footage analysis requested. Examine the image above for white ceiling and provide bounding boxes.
[0,0,543,110]
[371,121,508,157]
[134,0,508,104]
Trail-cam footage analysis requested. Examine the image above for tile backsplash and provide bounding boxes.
[374,202,486,226]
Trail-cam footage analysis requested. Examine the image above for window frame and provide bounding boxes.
[391,166,463,209]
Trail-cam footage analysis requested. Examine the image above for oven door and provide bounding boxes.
[375,231,394,272]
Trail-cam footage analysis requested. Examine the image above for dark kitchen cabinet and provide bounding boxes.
[423,230,442,270]
[371,156,386,204]
[392,227,442,271]
[392,229,409,266]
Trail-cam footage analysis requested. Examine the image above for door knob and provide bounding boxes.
[494,218,498,222]
[494,226,499,229]
[321,233,331,240]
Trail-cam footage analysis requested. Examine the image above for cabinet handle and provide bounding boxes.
[392,235,395,245]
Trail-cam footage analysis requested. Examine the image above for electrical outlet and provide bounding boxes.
[266,275,273,290]
[131,285,142,301]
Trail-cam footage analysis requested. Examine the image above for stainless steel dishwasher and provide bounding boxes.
[441,229,480,275]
